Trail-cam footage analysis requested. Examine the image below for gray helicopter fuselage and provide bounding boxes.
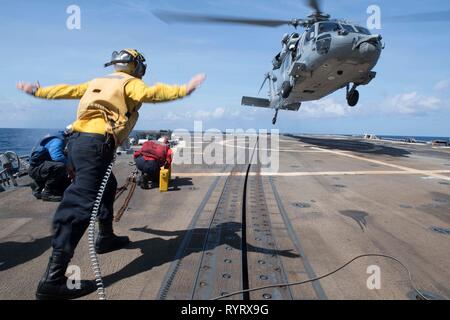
[272,20,382,107]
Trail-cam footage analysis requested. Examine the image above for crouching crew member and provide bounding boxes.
[134,137,173,189]
[29,133,71,202]
[17,48,206,300]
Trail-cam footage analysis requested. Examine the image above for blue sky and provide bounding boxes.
[0,0,449,136]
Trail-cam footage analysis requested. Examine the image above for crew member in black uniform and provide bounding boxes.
[17,49,205,300]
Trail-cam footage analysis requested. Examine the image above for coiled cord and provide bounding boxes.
[88,156,115,300]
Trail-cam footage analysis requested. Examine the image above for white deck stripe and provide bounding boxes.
[310,147,450,181]
[172,139,450,181]
[173,170,450,178]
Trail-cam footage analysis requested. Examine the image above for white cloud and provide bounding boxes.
[387,92,442,115]
[299,98,348,118]
[194,107,226,120]
[160,106,242,122]
[434,79,450,91]
[294,90,447,119]
[164,111,184,121]
[0,96,77,128]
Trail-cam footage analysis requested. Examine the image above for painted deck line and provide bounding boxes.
[172,170,450,178]
[311,147,450,181]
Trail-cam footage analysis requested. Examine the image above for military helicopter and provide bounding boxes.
[154,1,450,125]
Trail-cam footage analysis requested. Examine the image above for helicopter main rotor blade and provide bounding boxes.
[306,0,323,15]
[153,10,293,28]
[383,10,450,23]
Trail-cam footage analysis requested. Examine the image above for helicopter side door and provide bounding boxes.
[287,25,317,82]
[279,50,292,82]
[302,24,318,59]
[281,26,317,97]
[296,31,307,60]
[277,33,302,92]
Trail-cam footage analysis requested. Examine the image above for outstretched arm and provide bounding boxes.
[16,82,89,100]
[127,74,206,104]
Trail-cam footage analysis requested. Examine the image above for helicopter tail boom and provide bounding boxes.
[241,97,301,111]
[241,96,271,108]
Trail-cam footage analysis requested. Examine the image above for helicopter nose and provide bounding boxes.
[358,40,381,60]
[359,42,378,56]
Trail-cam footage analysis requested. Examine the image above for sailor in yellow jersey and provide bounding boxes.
[17,49,206,300]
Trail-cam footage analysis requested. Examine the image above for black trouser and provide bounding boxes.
[51,133,116,262]
[135,156,160,182]
[28,161,70,195]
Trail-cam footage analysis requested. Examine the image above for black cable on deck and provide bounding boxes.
[241,137,259,300]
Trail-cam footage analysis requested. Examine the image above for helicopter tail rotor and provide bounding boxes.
[258,74,270,94]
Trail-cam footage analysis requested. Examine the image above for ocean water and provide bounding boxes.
[0,128,60,155]
[0,128,448,156]
[378,135,449,143]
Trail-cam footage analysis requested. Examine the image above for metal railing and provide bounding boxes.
[0,152,30,190]
[0,168,16,188]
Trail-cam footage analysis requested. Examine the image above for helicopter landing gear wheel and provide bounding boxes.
[281,81,292,99]
[346,83,359,107]
[272,109,279,125]
[347,90,359,107]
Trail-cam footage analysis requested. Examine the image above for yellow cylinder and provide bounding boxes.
[160,167,169,192]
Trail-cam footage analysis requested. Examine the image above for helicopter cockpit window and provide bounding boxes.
[305,28,315,42]
[341,24,356,33]
[318,22,340,35]
[355,26,371,35]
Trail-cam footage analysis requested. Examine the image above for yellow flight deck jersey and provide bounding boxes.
[34,72,187,144]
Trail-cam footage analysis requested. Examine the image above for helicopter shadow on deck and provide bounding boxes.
[0,235,52,271]
[286,135,411,157]
[103,222,299,287]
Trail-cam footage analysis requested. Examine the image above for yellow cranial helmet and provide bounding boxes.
[104,49,147,78]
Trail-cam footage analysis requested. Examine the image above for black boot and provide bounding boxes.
[41,188,63,202]
[140,174,150,190]
[33,191,43,200]
[36,254,97,300]
[95,221,130,254]
[30,181,43,200]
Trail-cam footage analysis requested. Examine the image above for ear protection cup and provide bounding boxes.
[104,49,147,78]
